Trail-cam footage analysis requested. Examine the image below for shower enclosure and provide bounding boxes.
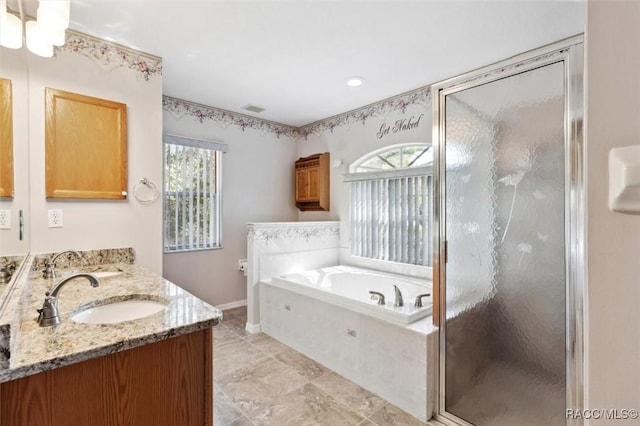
[432,38,584,426]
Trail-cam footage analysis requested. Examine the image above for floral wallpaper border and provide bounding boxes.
[247,222,340,244]
[300,86,431,139]
[163,97,299,139]
[58,30,162,81]
[163,86,431,141]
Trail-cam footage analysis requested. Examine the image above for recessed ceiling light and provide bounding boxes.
[346,77,365,87]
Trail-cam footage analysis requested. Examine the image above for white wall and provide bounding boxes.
[0,48,29,256]
[162,109,298,306]
[586,1,640,418]
[2,34,164,273]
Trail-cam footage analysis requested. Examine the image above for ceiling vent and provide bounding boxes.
[242,104,265,113]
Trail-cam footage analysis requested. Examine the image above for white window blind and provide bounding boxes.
[349,173,431,266]
[163,134,225,252]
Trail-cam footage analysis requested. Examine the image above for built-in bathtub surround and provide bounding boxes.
[0,256,221,383]
[30,247,135,274]
[260,271,436,422]
[246,221,340,332]
[270,265,433,325]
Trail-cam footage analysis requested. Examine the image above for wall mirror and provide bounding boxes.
[0,77,13,198]
[0,23,30,258]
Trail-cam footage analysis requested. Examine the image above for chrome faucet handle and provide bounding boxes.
[414,293,431,308]
[393,285,404,307]
[369,291,385,306]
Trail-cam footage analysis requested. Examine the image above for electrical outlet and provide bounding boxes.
[48,209,63,228]
[0,210,10,229]
[238,259,247,273]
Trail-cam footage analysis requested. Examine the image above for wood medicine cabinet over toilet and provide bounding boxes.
[295,152,329,211]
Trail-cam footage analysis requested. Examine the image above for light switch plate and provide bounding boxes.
[48,209,63,228]
[0,210,10,229]
[609,145,640,214]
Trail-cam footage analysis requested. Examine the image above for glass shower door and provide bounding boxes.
[441,61,567,426]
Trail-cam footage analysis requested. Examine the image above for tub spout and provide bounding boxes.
[394,285,403,307]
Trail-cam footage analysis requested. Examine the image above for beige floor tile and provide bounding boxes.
[215,388,245,425]
[274,348,329,381]
[216,357,309,422]
[358,419,378,426]
[215,323,242,339]
[222,317,251,337]
[266,383,364,426]
[244,333,291,355]
[312,371,387,418]
[214,340,270,378]
[229,415,255,426]
[223,306,248,320]
[369,403,427,426]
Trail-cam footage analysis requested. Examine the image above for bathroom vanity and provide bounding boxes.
[0,251,221,426]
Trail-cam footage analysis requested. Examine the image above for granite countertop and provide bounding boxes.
[0,262,222,383]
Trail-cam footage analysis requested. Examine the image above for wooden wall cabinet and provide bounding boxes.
[0,329,213,426]
[295,152,329,211]
[45,88,127,199]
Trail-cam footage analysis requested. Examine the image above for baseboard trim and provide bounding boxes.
[215,299,247,311]
[245,322,262,334]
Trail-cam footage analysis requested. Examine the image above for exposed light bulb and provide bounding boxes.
[0,0,23,49]
[26,20,54,58]
[37,0,70,30]
[0,13,23,49]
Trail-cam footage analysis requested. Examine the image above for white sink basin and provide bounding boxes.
[71,298,167,324]
[91,271,123,279]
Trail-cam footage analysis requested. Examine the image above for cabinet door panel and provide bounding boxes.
[307,168,320,200]
[296,169,309,200]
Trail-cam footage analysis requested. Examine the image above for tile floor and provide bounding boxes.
[214,306,430,426]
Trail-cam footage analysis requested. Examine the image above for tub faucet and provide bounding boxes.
[394,285,404,307]
[414,293,431,308]
[369,291,385,306]
[43,250,82,280]
[37,273,100,327]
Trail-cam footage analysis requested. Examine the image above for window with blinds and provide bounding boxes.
[163,134,226,252]
[346,144,432,267]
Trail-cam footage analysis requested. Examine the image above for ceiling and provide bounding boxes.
[63,0,585,127]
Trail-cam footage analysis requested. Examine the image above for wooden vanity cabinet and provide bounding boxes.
[295,152,330,211]
[0,328,213,426]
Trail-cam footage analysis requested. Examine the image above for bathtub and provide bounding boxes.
[269,265,432,325]
[259,264,436,421]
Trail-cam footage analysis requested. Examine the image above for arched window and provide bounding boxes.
[345,143,432,267]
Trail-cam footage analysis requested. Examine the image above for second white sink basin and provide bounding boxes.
[71,297,167,324]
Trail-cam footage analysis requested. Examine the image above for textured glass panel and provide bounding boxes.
[444,62,565,426]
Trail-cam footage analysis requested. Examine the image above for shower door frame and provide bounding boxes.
[431,35,585,426]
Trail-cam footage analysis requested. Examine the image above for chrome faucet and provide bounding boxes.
[393,285,404,307]
[37,273,100,327]
[369,291,385,305]
[43,250,82,280]
[414,293,431,308]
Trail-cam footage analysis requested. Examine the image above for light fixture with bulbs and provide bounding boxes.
[0,0,70,58]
